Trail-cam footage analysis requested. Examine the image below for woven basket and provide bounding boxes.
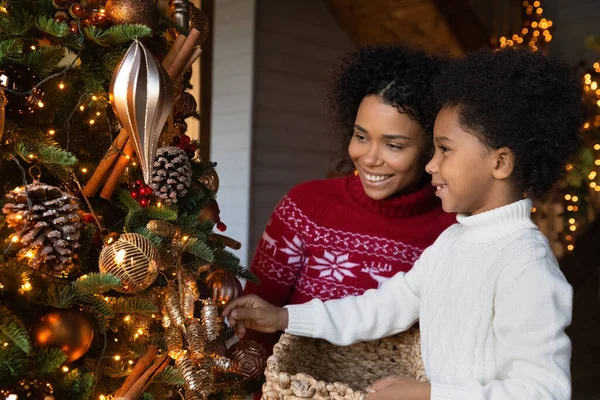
[262,328,425,400]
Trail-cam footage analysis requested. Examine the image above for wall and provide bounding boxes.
[210,0,256,266]
[546,0,600,66]
[249,0,353,254]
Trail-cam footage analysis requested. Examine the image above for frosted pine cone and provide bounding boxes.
[2,181,81,273]
[150,146,192,205]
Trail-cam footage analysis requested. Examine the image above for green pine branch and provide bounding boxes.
[213,251,259,283]
[57,369,94,400]
[185,238,214,263]
[117,189,142,213]
[14,141,78,181]
[0,9,34,37]
[36,16,69,37]
[175,213,202,233]
[72,273,122,295]
[37,143,78,166]
[154,365,185,386]
[23,46,65,77]
[109,297,159,314]
[29,348,67,374]
[0,39,22,62]
[79,295,115,319]
[45,285,77,308]
[0,346,24,378]
[0,307,31,354]
[84,24,153,46]
[134,227,165,248]
[76,223,97,261]
[140,393,155,400]
[142,206,178,221]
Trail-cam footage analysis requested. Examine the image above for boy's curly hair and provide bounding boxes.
[434,48,585,199]
[327,45,447,172]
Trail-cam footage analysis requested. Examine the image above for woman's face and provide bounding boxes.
[348,95,429,200]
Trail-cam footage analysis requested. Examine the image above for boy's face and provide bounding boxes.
[426,107,505,215]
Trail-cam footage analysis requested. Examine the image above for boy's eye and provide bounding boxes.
[438,146,449,153]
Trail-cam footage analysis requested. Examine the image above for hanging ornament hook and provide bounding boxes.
[28,164,41,181]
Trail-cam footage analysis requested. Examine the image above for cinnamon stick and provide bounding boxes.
[123,354,170,400]
[114,345,158,398]
[100,138,135,200]
[167,29,203,79]
[175,47,203,83]
[137,355,171,396]
[83,128,128,197]
[162,34,187,72]
[210,233,242,250]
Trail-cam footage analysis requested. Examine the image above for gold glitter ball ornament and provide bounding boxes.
[104,0,160,30]
[98,233,159,293]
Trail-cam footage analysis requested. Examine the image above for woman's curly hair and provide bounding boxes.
[434,47,585,199]
[327,45,447,172]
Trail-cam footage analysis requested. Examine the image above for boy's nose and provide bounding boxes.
[425,157,437,175]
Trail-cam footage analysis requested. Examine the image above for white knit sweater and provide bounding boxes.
[285,199,573,400]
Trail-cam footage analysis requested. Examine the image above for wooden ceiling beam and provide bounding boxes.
[431,0,490,52]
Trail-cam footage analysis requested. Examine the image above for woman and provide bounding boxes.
[243,45,455,353]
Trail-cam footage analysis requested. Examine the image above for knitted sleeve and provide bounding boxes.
[283,245,432,346]
[243,196,307,349]
[430,256,573,400]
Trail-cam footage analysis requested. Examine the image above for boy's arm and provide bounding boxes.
[284,246,431,346]
[430,257,572,400]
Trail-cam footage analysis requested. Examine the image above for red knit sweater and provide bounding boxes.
[243,175,455,353]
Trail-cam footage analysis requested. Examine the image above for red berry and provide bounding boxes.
[135,180,142,186]
[82,213,95,223]
[69,3,85,18]
[139,198,149,207]
[139,187,147,196]
[181,135,191,145]
[69,21,79,34]
[217,222,227,232]
[131,191,138,199]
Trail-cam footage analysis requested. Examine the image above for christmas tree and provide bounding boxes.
[496,0,600,256]
[0,1,264,399]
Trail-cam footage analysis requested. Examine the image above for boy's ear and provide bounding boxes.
[492,147,515,180]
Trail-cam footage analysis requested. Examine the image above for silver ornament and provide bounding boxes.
[109,41,174,184]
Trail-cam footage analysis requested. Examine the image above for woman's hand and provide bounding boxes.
[222,294,289,338]
[366,375,431,400]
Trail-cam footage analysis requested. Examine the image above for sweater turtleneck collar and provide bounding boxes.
[343,175,440,218]
[457,198,537,243]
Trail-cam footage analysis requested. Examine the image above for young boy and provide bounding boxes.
[223,48,585,400]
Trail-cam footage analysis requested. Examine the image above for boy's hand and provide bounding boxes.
[366,375,431,400]
[222,294,289,338]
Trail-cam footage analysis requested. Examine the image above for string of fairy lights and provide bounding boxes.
[499,1,553,50]
[494,1,600,253]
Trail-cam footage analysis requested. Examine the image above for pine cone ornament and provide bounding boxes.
[150,146,192,205]
[2,181,81,273]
